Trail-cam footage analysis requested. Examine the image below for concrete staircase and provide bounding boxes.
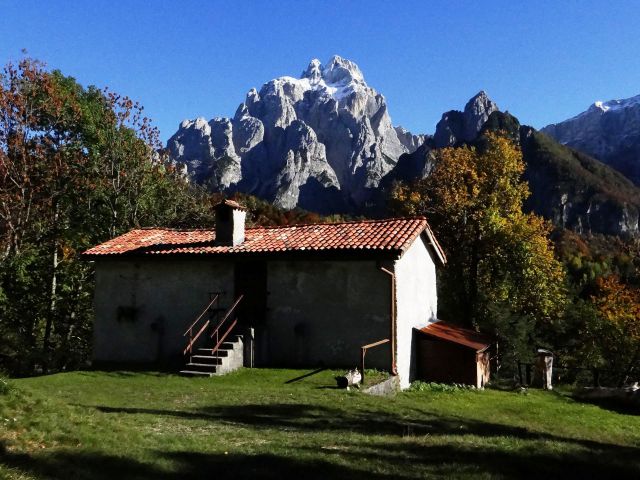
[180,335,244,377]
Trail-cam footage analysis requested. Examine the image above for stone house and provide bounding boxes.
[84,200,458,389]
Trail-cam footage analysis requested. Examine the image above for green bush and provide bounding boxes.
[408,381,479,393]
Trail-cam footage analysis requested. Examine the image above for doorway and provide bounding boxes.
[233,261,267,327]
[234,261,268,367]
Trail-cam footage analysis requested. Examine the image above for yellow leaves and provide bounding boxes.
[389,181,426,217]
[61,243,76,262]
[592,275,640,341]
[390,131,567,325]
[409,191,422,205]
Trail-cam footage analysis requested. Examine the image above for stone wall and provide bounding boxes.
[93,259,234,365]
[264,259,391,369]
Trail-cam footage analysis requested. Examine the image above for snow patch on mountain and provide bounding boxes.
[542,92,640,185]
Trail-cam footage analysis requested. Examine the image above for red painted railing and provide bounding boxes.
[183,294,221,356]
[209,295,244,360]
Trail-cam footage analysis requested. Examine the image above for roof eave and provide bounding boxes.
[81,248,404,261]
[423,228,447,266]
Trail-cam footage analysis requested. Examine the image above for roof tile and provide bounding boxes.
[83,217,446,262]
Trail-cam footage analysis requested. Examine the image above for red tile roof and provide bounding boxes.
[418,321,492,352]
[83,217,446,262]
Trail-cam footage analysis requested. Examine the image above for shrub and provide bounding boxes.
[408,381,479,393]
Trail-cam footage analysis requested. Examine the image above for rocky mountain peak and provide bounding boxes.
[433,91,499,147]
[463,91,498,141]
[542,92,640,185]
[464,91,497,119]
[321,55,365,85]
[301,58,322,84]
[167,56,423,212]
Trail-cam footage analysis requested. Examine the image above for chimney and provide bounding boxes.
[214,200,247,247]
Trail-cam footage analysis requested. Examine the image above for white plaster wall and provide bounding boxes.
[265,260,391,369]
[394,234,439,389]
[93,259,234,365]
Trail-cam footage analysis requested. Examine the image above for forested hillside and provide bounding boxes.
[390,130,640,381]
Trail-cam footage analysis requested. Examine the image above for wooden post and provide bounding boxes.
[360,348,366,385]
[525,364,532,386]
[534,349,553,390]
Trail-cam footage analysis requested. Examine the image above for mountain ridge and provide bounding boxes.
[542,93,640,185]
[168,55,422,213]
[385,106,640,237]
[167,56,640,236]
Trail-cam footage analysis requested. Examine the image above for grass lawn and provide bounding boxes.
[0,369,639,479]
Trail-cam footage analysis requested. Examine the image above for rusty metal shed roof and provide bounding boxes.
[418,321,492,352]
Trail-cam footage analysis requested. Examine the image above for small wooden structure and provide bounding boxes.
[533,349,553,390]
[415,321,492,388]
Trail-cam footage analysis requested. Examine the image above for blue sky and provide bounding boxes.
[2,1,640,143]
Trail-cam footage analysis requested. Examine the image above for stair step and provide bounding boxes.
[196,348,229,356]
[180,327,243,377]
[191,355,223,364]
[186,362,219,370]
[179,370,214,377]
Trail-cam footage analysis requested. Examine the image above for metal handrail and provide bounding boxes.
[210,318,239,357]
[360,338,390,384]
[182,294,221,357]
[183,294,220,337]
[183,319,211,356]
[210,295,243,340]
[209,295,243,360]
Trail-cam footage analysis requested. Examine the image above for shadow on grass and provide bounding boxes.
[2,431,639,480]
[284,367,327,384]
[0,444,397,480]
[82,401,631,446]
[70,402,640,475]
[79,370,172,378]
[307,439,640,479]
[572,395,640,416]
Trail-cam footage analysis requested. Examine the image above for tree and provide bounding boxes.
[0,58,213,374]
[589,275,640,384]
[390,132,566,363]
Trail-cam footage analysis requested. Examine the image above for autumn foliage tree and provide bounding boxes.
[390,132,566,363]
[0,58,213,374]
[586,275,640,383]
